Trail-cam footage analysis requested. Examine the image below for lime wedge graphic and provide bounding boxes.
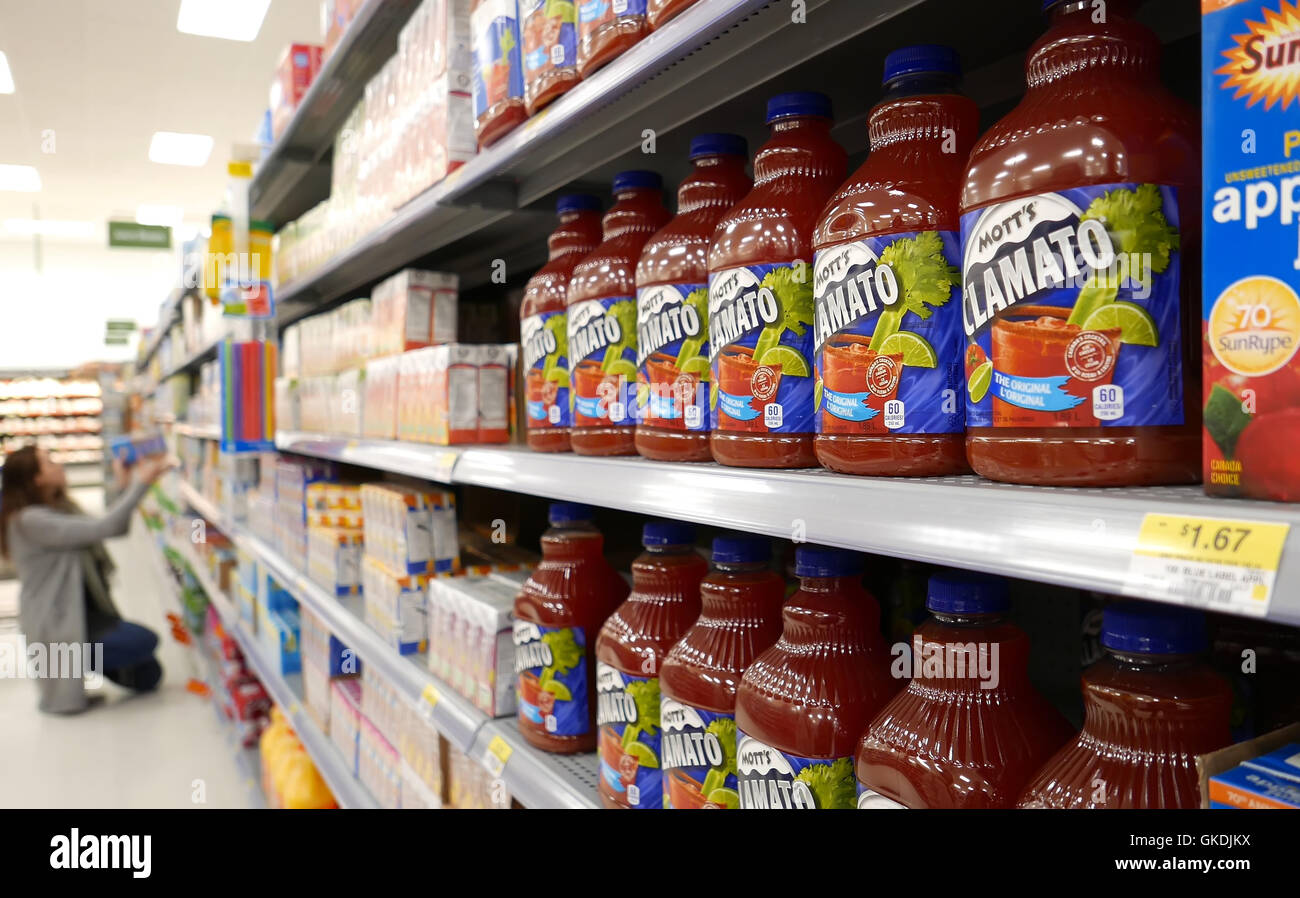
[758,345,811,378]
[636,382,649,409]
[753,328,780,363]
[1081,301,1159,346]
[706,787,740,809]
[814,377,823,410]
[545,366,570,388]
[541,680,572,702]
[679,355,710,378]
[968,361,993,403]
[624,741,659,769]
[876,331,938,368]
[710,380,718,411]
[604,358,638,378]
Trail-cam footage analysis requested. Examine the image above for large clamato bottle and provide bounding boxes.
[635,133,752,462]
[1018,601,1233,808]
[521,194,603,453]
[855,570,1074,808]
[960,0,1200,486]
[659,533,785,809]
[813,45,978,476]
[595,520,707,809]
[567,171,671,456]
[513,503,629,754]
[708,92,848,468]
[734,546,896,808]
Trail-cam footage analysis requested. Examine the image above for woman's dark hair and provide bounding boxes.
[0,445,45,559]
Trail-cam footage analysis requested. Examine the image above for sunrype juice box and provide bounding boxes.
[1203,0,1300,501]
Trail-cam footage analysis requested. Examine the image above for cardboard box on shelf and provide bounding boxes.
[1200,721,1300,809]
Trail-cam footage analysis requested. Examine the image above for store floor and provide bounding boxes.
[0,488,254,809]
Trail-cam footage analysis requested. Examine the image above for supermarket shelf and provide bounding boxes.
[137,286,197,372]
[148,334,224,394]
[174,422,221,440]
[274,433,1300,626]
[276,432,458,483]
[171,518,379,810]
[250,0,421,225]
[175,477,601,807]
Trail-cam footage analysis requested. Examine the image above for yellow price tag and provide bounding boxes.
[524,106,551,134]
[1126,513,1290,616]
[421,683,440,711]
[483,734,513,777]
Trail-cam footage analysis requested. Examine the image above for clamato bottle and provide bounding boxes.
[659,533,785,809]
[960,0,1201,486]
[471,0,527,148]
[521,0,579,115]
[648,0,698,29]
[855,570,1074,808]
[708,92,848,468]
[813,46,977,476]
[568,171,671,456]
[521,194,603,452]
[577,0,646,77]
[595,521,707,809]
[734,546,896,808]
[1018,602,1233,809]
[513,503,629,754]
[636,133,751,461]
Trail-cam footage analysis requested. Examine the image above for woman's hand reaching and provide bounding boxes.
[133,455,176,486]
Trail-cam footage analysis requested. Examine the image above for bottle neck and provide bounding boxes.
[929,610,1007,627]
[754,116,837,185]
[867,85,971,155]
[1030,0,1157,89]
[541,523,604,560]
[602,187,665,240]
[1105,648,1202,672]
[783,576,878,645]
[676,154,749,215]
[547,210,601,260]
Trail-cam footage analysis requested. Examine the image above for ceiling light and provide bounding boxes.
[0,52,14,94]
[177,223,201,243]
[3,219,95,238]
[136,204,184,226]
[0,164,40,192]
[176,0,271,42]
[148,132,214,167]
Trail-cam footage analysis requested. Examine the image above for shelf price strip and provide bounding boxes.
[1124,513,1290,618]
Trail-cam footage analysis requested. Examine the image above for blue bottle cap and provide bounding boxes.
[1041,0,1070,10]
[795,545,862,578]
[612,170,663,193]
[1101,602,1209,655]
[765,91,833,124]
[556,193,601,214]
[882,45,961,85]
[689,132,748,160]
[926,570,1010,615]
[643,520,696,547]
[549,502,594,525]
[711,533,771,565]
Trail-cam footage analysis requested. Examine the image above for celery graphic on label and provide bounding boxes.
[539,627,582,701]
[1066,184,1179,330]
[701,716,739,805]
[753,263,815,373]
[792,756,856,809]
[868,231,959,366]
[600,299,639,375]
[621,678,661,768]
[541,313,571,389]
[674,287,712,373]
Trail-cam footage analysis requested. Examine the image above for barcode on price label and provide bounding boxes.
[482,734,513,777]
[1124,513,1290,617]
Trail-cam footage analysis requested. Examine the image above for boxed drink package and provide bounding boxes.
[360,483,459,576]
[476,344,513,443]
[359,716,401,810]
[333,368,365,436]
[1202,0,1300,501]
[109,432,167,465]
[362,555,429,655]
[262,606,302,676]
[432,343,479,444]
[1209,742,1300,808]
[427,574,517,717]
[307,526,364,596]
[371,269,460,355]
[270,43,324,141]
[363,354,402,439]
[329,678,363,775]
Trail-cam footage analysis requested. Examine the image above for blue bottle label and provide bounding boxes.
[597,663,662,808]
[813,230,965,434]
[661,698,739,808]
[568,296,638,426]
[736,731,857,809]
[471,0,525,120]
[522,310,571,428]
[521,0,577,73]
[636,283,711,430]
[959,183,1183,428]
[513,622,588,736]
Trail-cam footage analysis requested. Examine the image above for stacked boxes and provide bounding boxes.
[307,526,364,596]
[300,604,358,731]
[359,717,402,809]
[329,678,363,776]
[396,696,443,807]
[360,483,459,576]
[260,604,301,676]
[363,355,402,439]
[269,43,323,141]
[371,269,459,355]
[427,574,518,717]
[362,556,429,654]
[273,457,337,574]
[476,344,513,443]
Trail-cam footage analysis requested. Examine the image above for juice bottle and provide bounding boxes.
[521,0,579,115]
[521,194,603,452]
[568,171,671,456]
[734,546,896,808]
[1018,601,1233,808]
[514,503,629,754]
[659,533,785,809]
[855,570,1074,808]
[708,93,848,468]
[635,133,752,461]
[648,0,697,30]
[595,520,707,808]
[812,46,977,476]
[960,0,1201,486]
[576,0,647,78]
[471,0,527,149]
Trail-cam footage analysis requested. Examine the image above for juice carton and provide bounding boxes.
[362,555,430,655]
[307,525,364,596]
[329,678,363,775]
[1203,0,1300,501]
[363,354,401,439]
[431,343,480,444]
[372,269,460,354]
[476,343,513,443]
[270,43,323,141]
[334,367,365,436]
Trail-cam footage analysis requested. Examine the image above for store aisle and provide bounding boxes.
[0,491,255,809]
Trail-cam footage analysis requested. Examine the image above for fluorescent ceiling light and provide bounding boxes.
[0,52,14,94]
[176,0,271,42]
[136,204,184,226]
[148,132,214,167]
[177,223,201,242]
[0,164,40,192]
[3,219,95,238]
